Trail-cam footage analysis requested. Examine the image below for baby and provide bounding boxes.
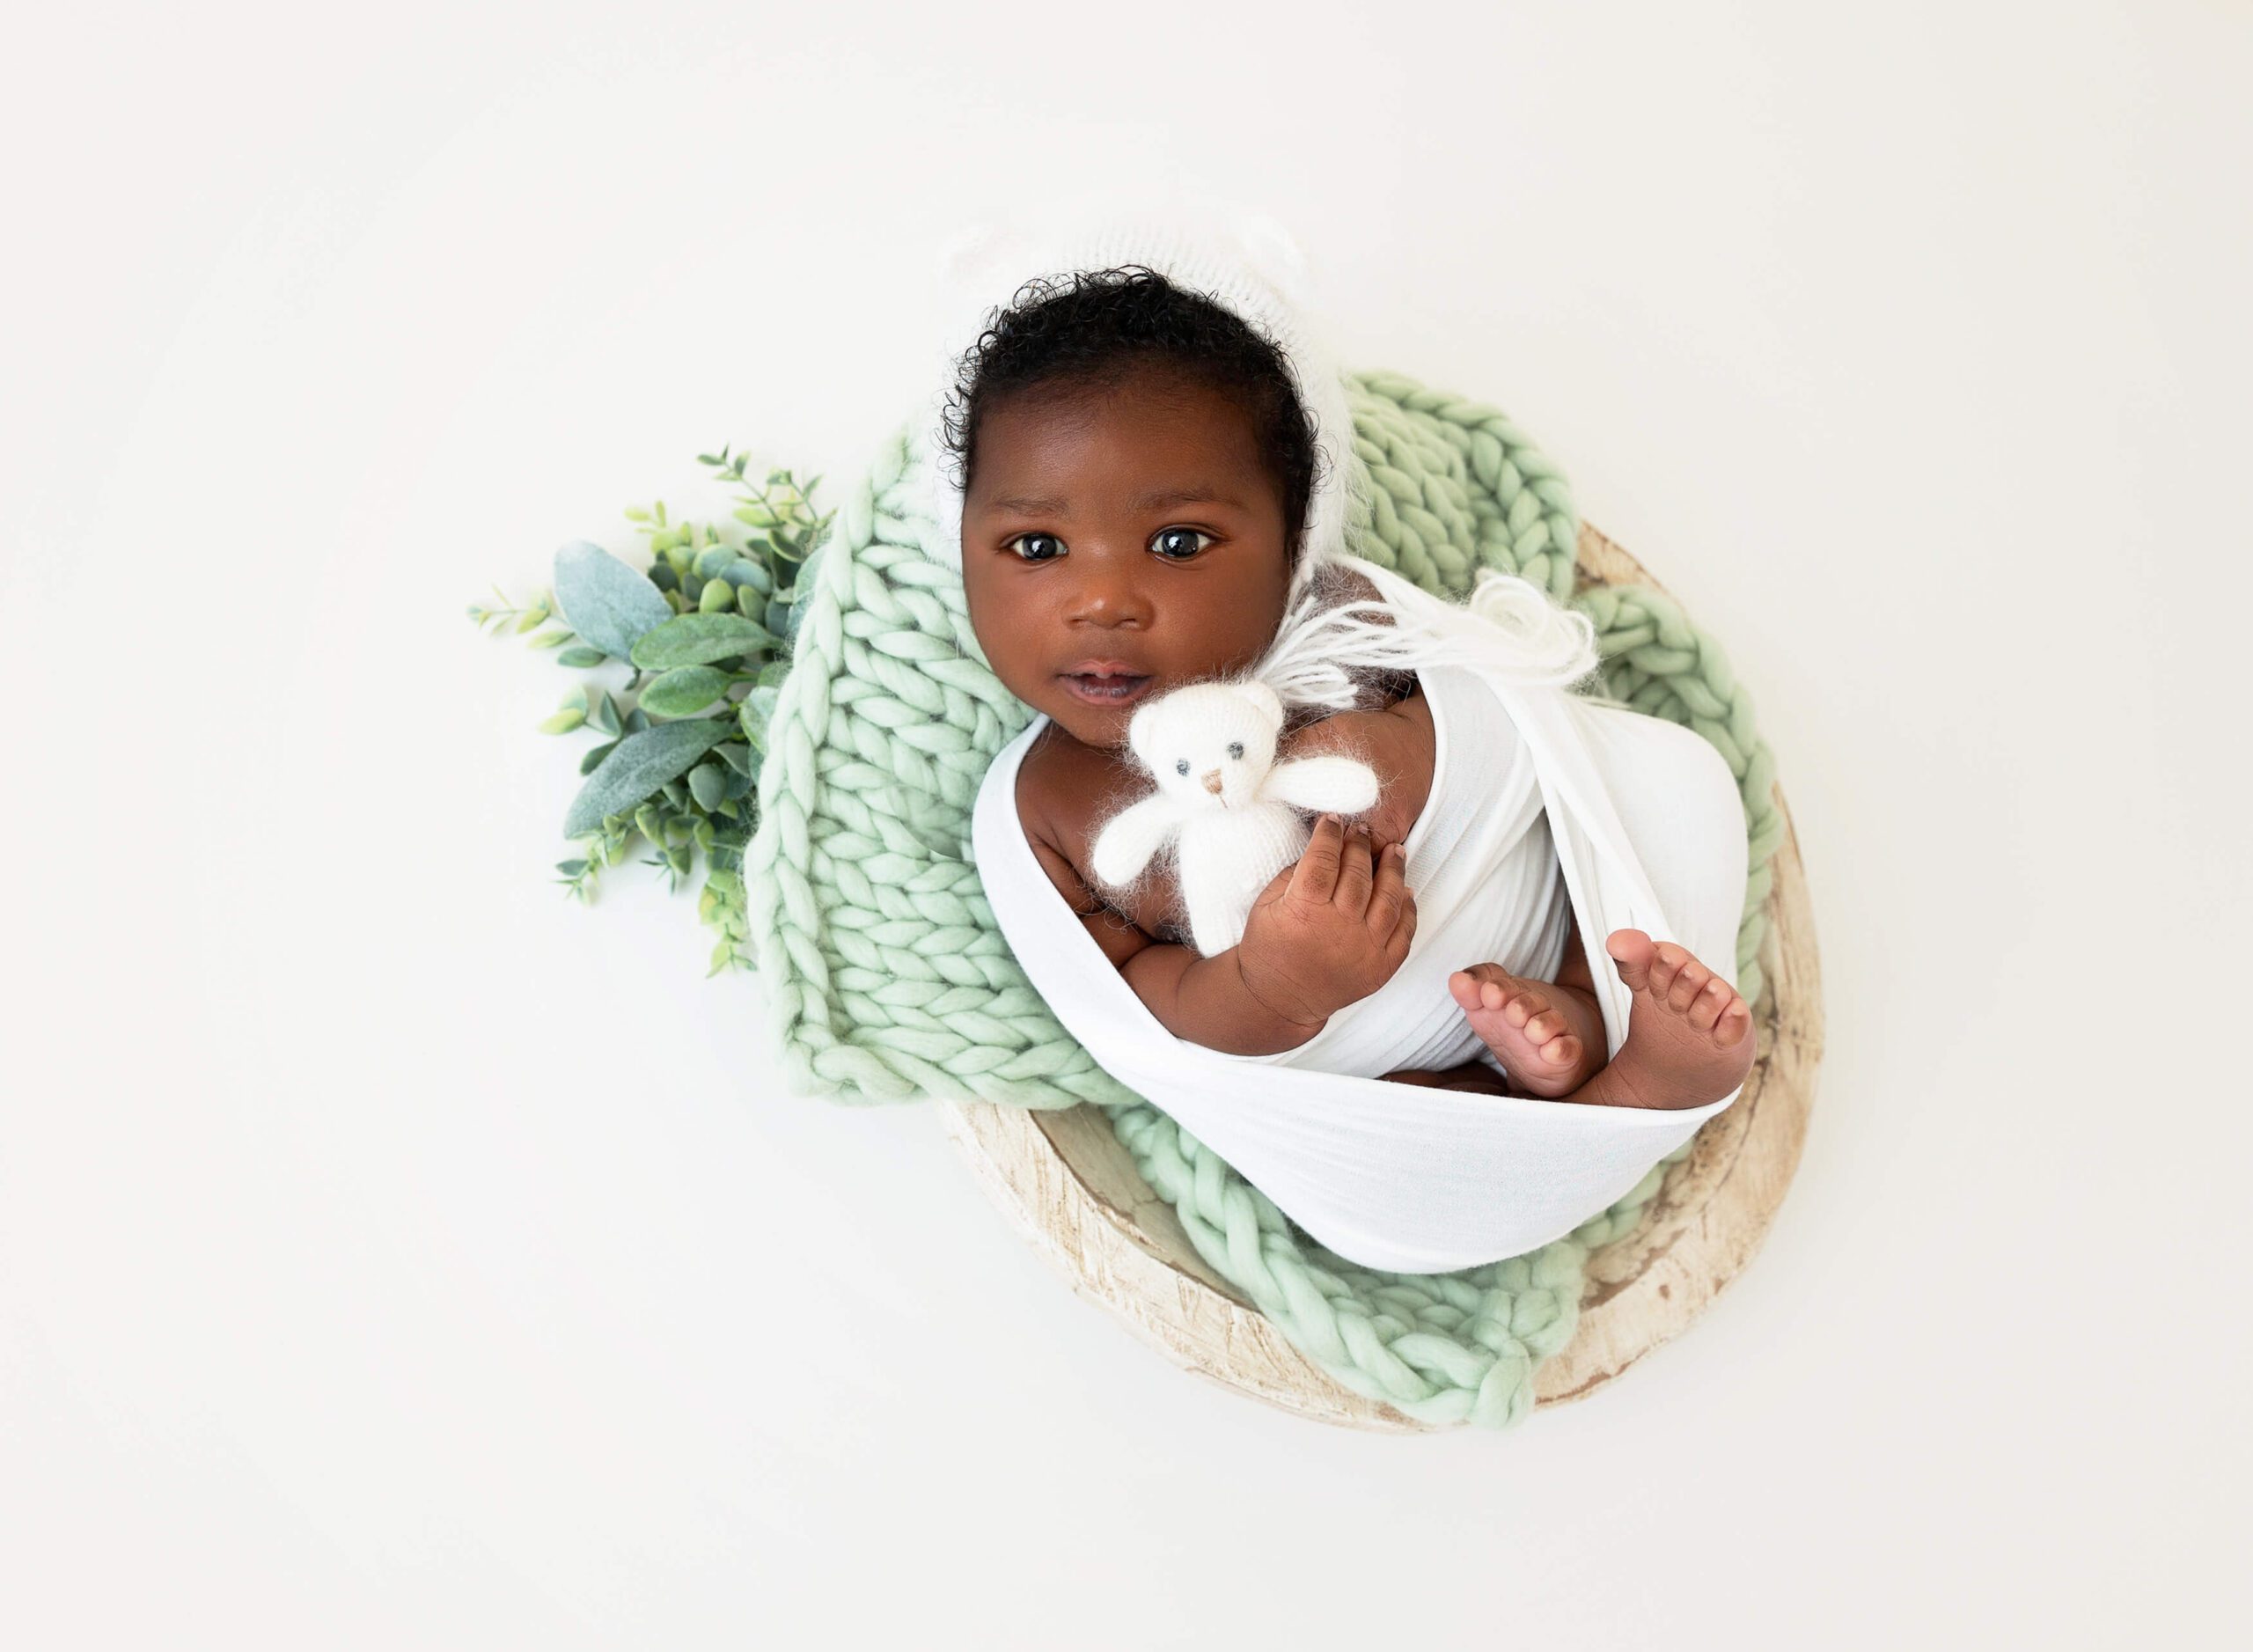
[948,268,1754,1111]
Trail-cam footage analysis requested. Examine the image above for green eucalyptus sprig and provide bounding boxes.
[468,448,833,976]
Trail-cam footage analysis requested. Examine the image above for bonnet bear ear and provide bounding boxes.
[1234,213,1315,307]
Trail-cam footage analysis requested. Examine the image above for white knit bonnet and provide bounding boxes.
[914,202,1366,617]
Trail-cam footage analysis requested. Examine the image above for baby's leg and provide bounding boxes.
[1562,930,1754,1111]
[1449,902,1610,1098]
[1449,967,1606,1097]
[1381,1062,1517,1096]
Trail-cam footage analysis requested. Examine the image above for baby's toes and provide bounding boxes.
[1523,1005,1567,1045]
[1538,1032,1582,1068]
[1714,997,1753,1049]
[1667,957,1713,1013]
[1648,942,1689,998]
[1687,976,1732,1032]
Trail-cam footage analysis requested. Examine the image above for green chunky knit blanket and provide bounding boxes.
[745,368,1780,1428]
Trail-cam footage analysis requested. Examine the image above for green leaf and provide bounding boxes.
[757,658,791,689]
[722,558,772,596]
[694,543,736,578]
[555,859,588,876]
[628,612,776,671]
[697,577,734,613]
[577,738,618,775]
[528,628,576,650]
[553,541,672,662]
[687,760,728,810]
[558,645,607,668]
[714,741,755,777]
[641,664,729,718]
[587,690,620,737]
[563,717,738,838]
[538,709,586,735]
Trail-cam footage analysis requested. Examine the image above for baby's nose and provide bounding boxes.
[1201,769,1223,795]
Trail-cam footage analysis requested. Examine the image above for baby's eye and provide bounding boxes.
[1227,741,1244,760]
[1151,526,1213,560]
[1007,532,1063,562]
[1175,759,1190,775]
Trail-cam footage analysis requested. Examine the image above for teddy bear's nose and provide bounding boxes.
[1201,769,1223,795]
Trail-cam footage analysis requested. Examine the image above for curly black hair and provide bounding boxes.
[939,265,1325,565]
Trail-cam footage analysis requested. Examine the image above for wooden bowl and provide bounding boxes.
[937,525,1824,1429]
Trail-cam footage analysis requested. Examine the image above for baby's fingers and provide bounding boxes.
[1367,841,1415,938]
[1290,812,1344,901]
[1332,820,1375,913]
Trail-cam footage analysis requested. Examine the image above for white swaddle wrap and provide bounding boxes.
[1216,655,1571,1080]
[932,203,1750,1273]
[968,555,1752,1275]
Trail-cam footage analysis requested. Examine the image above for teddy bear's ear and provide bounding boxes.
[1126,700,1159,770]
[1241,679,1284,726]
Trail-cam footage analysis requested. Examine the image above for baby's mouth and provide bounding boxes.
[1059,671,1155,706]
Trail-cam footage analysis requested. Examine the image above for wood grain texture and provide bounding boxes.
[937,523,1824,1430]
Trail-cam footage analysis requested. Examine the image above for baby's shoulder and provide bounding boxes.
[1013,729,1171,956]
[1014,726,1128,855]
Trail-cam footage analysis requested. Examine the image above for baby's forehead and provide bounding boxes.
[972,377,1266,466]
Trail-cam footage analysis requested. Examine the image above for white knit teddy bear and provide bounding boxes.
[1088,678,1381,958]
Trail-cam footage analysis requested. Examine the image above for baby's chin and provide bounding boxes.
[1026,672,1175,750]
[1039,702,1134,753]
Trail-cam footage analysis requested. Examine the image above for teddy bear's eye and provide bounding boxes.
[1175,759,1190,776]
[1227,742,1244,760]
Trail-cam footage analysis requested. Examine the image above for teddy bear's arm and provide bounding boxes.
[1262,753,1381,817]
[1089,793,1184,888]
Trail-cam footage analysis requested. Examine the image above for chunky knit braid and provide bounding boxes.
[745,368,1779,1428]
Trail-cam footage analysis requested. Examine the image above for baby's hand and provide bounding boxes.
[1235,814,1418,1031]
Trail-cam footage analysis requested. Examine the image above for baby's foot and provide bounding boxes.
[1568,930,1755,1111]
[1449,965,1604,1098]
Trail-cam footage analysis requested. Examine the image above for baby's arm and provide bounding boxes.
[1027,830,1326,1054]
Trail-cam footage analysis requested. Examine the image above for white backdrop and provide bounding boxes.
[4,4,2247,1646]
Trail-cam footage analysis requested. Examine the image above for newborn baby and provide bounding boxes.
[949,267,1753,1111]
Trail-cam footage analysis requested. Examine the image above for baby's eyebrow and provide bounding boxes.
[984,484,1247,517]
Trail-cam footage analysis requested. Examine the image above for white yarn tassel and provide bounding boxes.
[1240,554,1604,715]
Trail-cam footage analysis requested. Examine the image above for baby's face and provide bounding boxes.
[960,367,1294,751]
